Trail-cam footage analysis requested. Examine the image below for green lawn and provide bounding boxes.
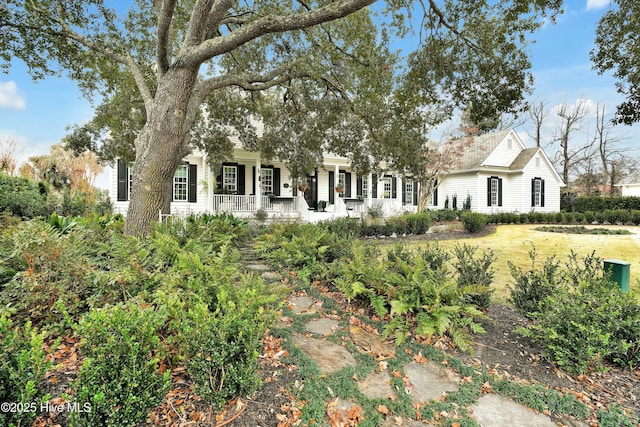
[396,224,640,303]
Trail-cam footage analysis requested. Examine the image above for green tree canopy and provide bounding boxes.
[1,0,562,235]
[592,0,640,125]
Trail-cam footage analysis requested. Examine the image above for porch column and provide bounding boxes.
[255,158,262,210]
[367,173,373,208]
[204,153,214,212]
[334,164,340,212]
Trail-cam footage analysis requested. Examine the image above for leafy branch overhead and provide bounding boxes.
[1,0,563,235]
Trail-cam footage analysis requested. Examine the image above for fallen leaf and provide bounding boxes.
[377,404,389,415]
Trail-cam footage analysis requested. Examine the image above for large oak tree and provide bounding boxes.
[1,0,562,235]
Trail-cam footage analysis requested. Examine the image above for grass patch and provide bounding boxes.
[394,224,640,302]
[535,225,633,235]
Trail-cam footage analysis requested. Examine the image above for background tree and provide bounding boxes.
[592,102,628,195]
[551,99,592,189]
[527,98,548,147]
[0,138,18,176]
[592,0,640,125]
[2,0,562,235]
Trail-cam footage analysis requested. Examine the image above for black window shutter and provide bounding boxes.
[117,159,128,201]
[356,176,363,196]
[216,166,222,193]
[328,171,335,204]
[252,166,256,195]
[487,177,492,206]
[274,168,281,196]
[237,165,245,195]
[413,180,419,206]
[392,177,397,199]
[541,179,545,207]
[498,178,503,207]
[531,178,536,207]
[372,174,378,198]
[402,182,407,204]
[188,164,197,203]
[433,179,438,206]
[345,172,352,197]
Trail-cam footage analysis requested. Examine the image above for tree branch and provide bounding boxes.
[181,0,216,52]
[182,0,376,66]
[156,0,177,77]
[51,3,155,116]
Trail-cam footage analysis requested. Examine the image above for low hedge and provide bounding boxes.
[562,195,640,212]
[362,211,432,237]
[487,210,640,226]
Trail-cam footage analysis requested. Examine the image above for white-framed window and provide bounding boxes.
[404,181,414,205]
[383,177,392,199]
[490,177,499,206]
[361,176,368,197]
[261,168,273,194]
[532,177,544,207]
[174,164,188,201]
[533,179,541,206]
[223,165,237,193]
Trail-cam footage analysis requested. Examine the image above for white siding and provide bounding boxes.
[621,185,640,197]
[435,173,477,210]
[482,131,526,168]
[521,153,562,212]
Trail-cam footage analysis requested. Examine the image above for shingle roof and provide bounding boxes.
[509,147,539,170]
[456,129,512,170]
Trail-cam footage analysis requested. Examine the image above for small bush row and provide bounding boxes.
[486,209,640,226]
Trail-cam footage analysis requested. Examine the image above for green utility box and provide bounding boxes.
[604,259,631,293]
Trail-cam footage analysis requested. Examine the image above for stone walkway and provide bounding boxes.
[282,294,569,427]
[241,248,585,427]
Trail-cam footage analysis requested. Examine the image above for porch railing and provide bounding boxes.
[212,194,298,212]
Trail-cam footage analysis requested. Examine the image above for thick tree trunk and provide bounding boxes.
[125,67,198,236]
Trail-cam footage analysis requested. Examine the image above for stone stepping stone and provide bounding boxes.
[349,325,395,357]
[305,318,339,335]
[403,362,459,403]
[291,334,356,374]
[245,263,271,272]
[288,295,318,314]
[357,371,395,400]
[261,271,281,282]
[471,394,557,427]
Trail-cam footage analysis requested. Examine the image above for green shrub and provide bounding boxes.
[405,211,432,234]
[386,216,409,235]
[183,294,268,410]
[460,212,487,233]
[597,403,639,427]
[72,300,170,427]
[430,209,458,222]
[0,315,53,427]
[633,210,640,225]
[566,195,640,212]
[0,173,53,218]
[452,243,495,309]
[584,211,596,224]
[517,252,640,374]
[508,246,561,318]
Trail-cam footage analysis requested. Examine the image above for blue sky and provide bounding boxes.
[0,0,638,189]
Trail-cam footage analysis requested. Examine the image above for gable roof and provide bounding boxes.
[509,147,538,170]
[455,129,512,171]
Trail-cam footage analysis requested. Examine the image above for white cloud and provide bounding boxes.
[586,0,610,11]
[0,81,26,110]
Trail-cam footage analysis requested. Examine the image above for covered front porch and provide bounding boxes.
[206,150,420,220]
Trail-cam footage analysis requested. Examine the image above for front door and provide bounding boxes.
[305,174,318,210]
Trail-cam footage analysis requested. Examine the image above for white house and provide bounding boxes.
[110,145,418,223]
[616,171,640,197]
[109,128,563,220]
[429,129,565,213]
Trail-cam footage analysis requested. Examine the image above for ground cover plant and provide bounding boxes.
[0,212,283,426]
[535,225,633,235]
